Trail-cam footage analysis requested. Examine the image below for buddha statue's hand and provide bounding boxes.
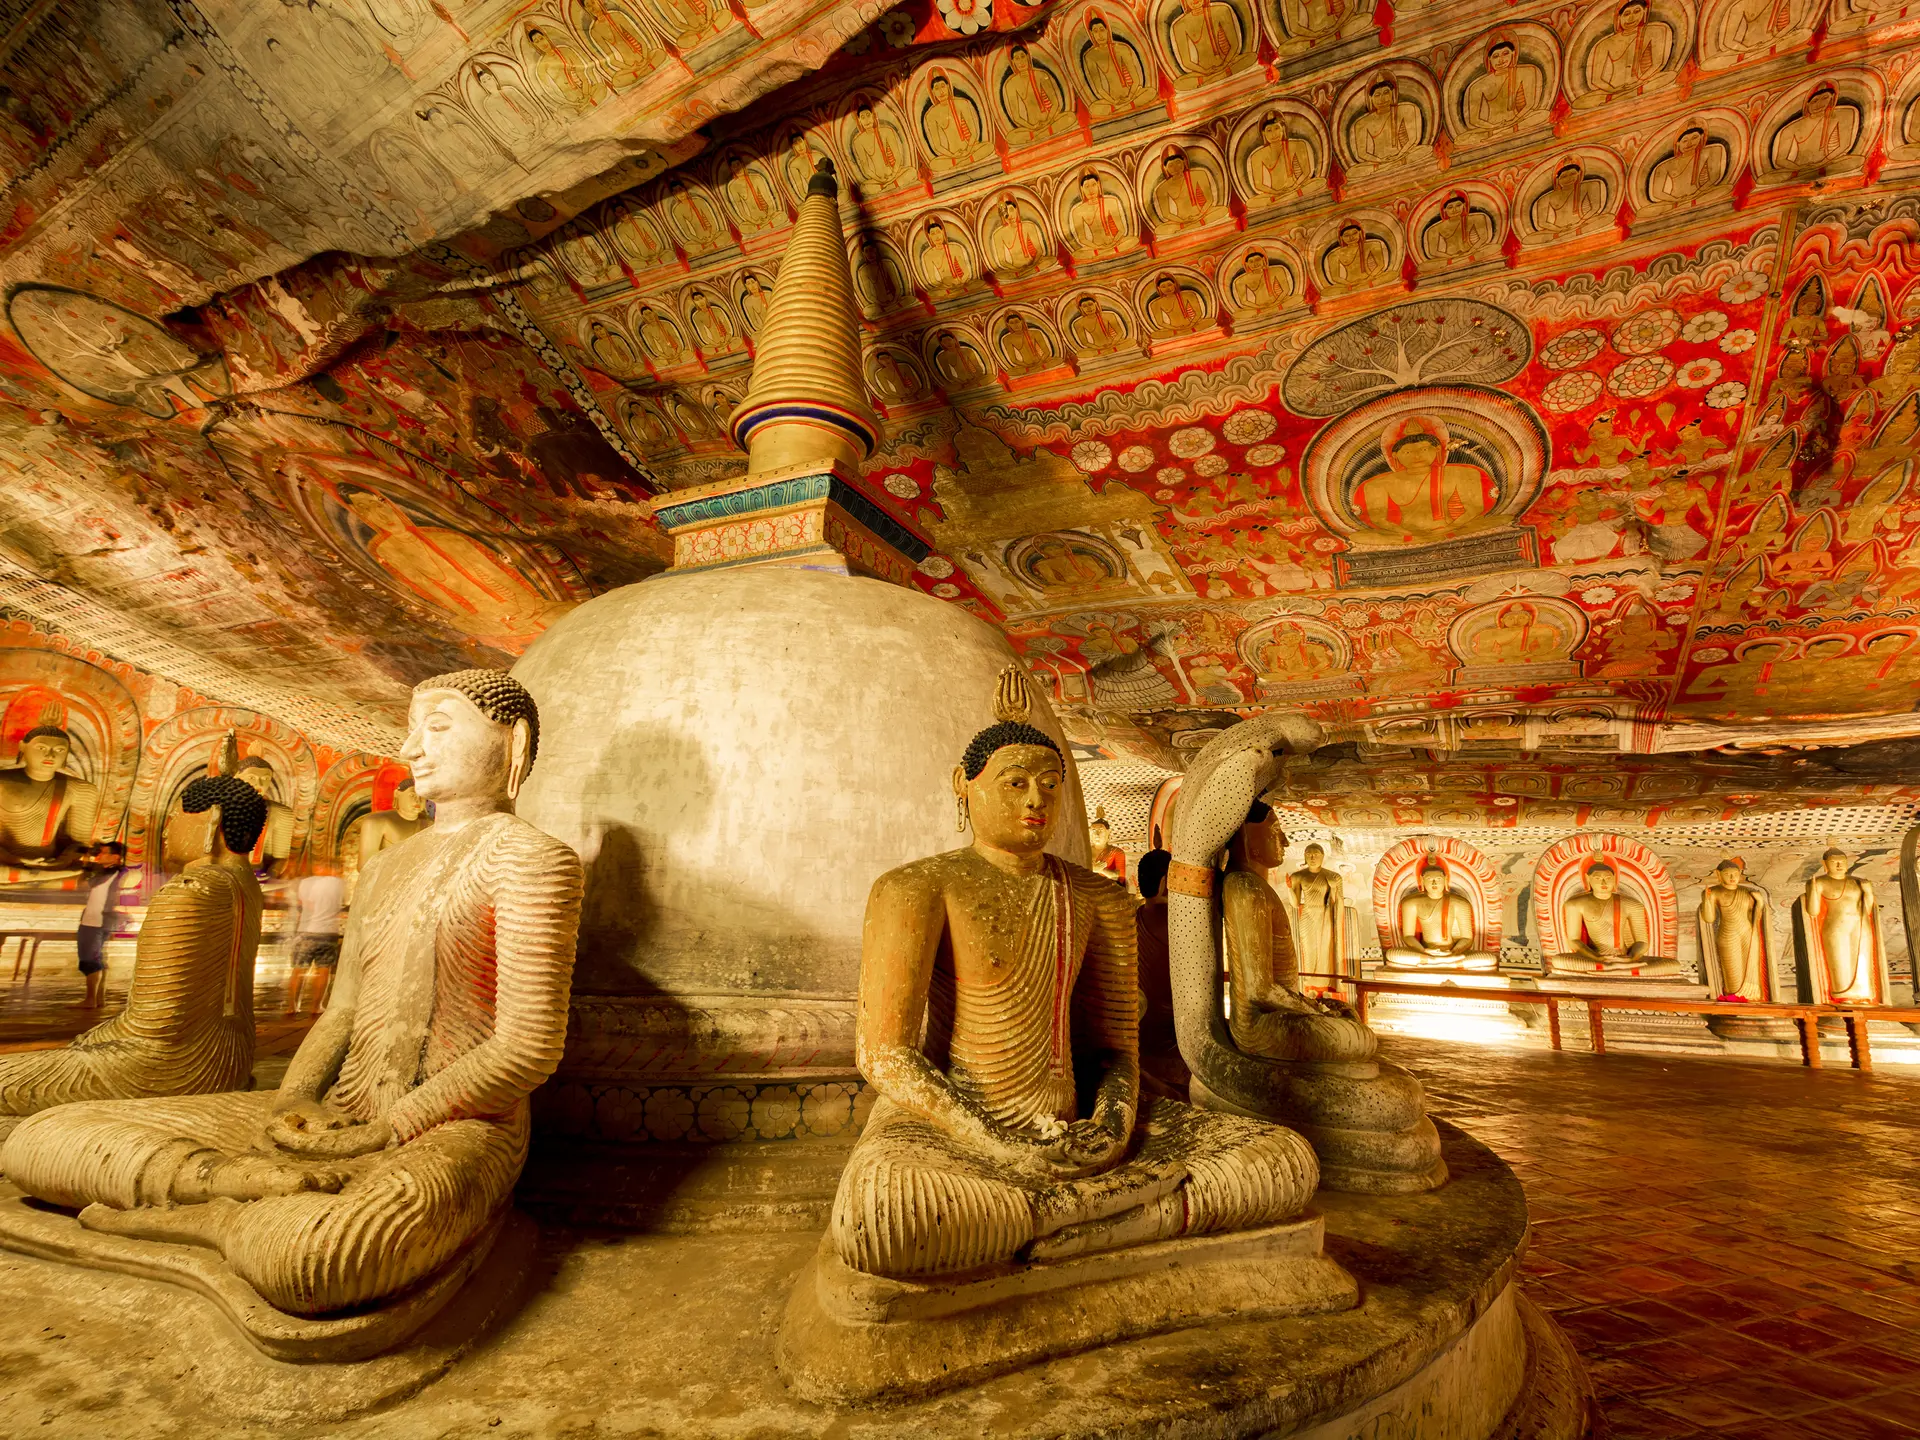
[267,1112,396,1160]
[1059,1113,1129,1170]
[986,1121,1108,1181]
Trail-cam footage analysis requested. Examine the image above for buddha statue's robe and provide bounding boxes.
[1,812,582,1317]
[1383,889,1499,970]
[1545,889,1682,977]
[1224,867,1375,1064]
[0,768,99,884]
[830,854,1314,1279]
[1699,880,1768,1001]
[1284,864,1344,976]
[1806,873,1883,1003]
[0,856,260,1120]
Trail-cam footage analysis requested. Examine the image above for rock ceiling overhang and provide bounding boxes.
[1,0,1919,823]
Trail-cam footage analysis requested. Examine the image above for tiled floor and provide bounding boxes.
[4,958,1918,1437]
[1393,1035,1920,1439]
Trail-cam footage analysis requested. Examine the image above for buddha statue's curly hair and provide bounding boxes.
[416,669,541,770]
[960,665,1060,780]
[182,776,268,853]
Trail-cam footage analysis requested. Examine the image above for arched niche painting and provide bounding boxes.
[1697,0,1820,68]
[848,232,916,317]
[1563,0,1690,110]
[1134,267,1217,340]
[602,197,673,270]
[628,300,691,367]
[1515,150,1621,246]
[1754,77,1876,185]
[866,344,931,405]
[1332,67,1439,180]
[1055,163,1141,263]
[680,285,745,357]
[657,174,731,256]
[712,148,786,237]
[460,58,546,156]
[1261,0,1373,58]
[1138,139,1232,235]
[1888,73,1920,169]
[1443,25,1559,149]
[923,325,996,390]
[1299,383,1547,580]
[989,39,1078,145]
[616,392,680,452]
[1632,113,1744,215]
[1448,595,1587,677]
[1220,241,1303,322]
[575,314,645,380]
[1311,212,1403,294]
[1058,287,1137,358]
[837,92,919,194]
[731,267,775,334]
[1063,5,1164,122]
[1150,0,1258,91]
[1237,615,1350,684]
[1007,530,1132,600]
[7,287,229,420]
[989,305,1068,377]
[772,125,836,204]
[977,188,1057,279]
[1412,187,1505,269]
[909,210,981,297]
[907,62,998,177]
[1228,103,1329,209]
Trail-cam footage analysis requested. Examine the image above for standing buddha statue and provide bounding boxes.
[358,776,430,863]
[825,668,1317,1279]
[1284,842,1346,978]
[1804,848,1884,1004]
[1,670,584,1321]
[0,722,100,884]
[0,734,263,1130]
[1698,857,1770,1001]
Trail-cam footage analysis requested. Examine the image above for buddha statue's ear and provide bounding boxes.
[203,803,223,857]
[506,717,534,803]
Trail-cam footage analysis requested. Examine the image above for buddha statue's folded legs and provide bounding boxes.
[832,1095,1315,1277]
[1542,951,1683,977]
[1382,944,1499,970]
[2,1094,524,1315]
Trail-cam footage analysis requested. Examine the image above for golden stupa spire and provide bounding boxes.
[729,159,881,476]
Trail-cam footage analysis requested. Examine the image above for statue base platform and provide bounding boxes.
[0,1183,538,1423]
[777,1215,1358,1404]
[1707,1010,1802,1042]
[1359,968,1539,1046]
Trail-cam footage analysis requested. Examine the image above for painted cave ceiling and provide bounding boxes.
[3,0,1920,827]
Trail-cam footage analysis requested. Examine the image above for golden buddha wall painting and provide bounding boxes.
[977,188,1057,281]
[1054,164,1141,267]
[1697,0,1819,67]
[1062,3,1167,137]
[1629,111,1744,220]
[1150,0,1258,94]
[1309,211,1403,296]
[1299,385,1547,585]
[1219,241,1304,326]
[988,39,1078,147]
[1563,0,1689,108]
[1447,594,1587,681]
[1514,148,1621,247]
[1331,66,1439,182]
[1440,24,1559,153]
[1237,615,1360,699]
[989,305,1069,381]
[836,91,920,195]
[907,61,999,186]
[1752,75,1876,187]
[1260,0,1375,67]
[1410,184,1506,274]
[1227,103,1329,214]
[1056,286,1138,362]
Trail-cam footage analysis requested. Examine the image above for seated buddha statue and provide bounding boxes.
[827,669,1317,1279]
[0,739,263,1131]
[1,670,584,1320]
[1383,858,1499,970]
[0,724,100,884]
[1543,860,1683,978]
[357,777,429,863]
[232,758,294,879]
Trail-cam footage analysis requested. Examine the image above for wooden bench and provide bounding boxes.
[4,924,142,984]
[1297,972,1904,1072]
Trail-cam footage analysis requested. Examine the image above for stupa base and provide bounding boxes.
[0,1184,536,1423]
[777,1215,1357,1404]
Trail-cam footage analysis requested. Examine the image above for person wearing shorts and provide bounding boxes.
[287,861,346,1016]
[75,842,126,1009]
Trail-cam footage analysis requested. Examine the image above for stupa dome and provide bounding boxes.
[511,564,1089,996]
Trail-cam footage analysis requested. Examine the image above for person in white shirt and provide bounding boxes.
[286,860,346,1017]
[75,842,126,1009]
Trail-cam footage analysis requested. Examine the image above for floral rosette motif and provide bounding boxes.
[935,0,988,35]
[1540,328,1606,370]
[1119,444,1156,472]
[1542,370,1604,412]
[917,554,955,577]
[931,582,961,598]
[1719,329,1757,354]
[1223,409,1277,444]
[1682,311,1730,344]
[883,472,921,497]
[1718,272,1768,305]
[1194,454,1229,477]
[1706,381,1747,409]
[1169,426,1216,457]
[1155,465,1186,484]
[1072,440,1113,472]
[1675,357,1724,389]
[1692,646,1730,663]
[1607,355,1674,397]
[1611,308,1683,356]
[1245,444,1286,466]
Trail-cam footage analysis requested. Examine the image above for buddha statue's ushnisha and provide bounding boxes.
[828,668,1316,1278]
[0,722,100,883]
[1383,857,1499,970]
[1544,860,1682,977]
[0,737,262,1128]
[357,776,430,863]
[1,670,584,1318]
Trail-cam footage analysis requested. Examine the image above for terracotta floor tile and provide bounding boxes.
[1854,1387,1920,1429]
[1827,1343,1920,1383]
[1664,1288,1762,1326]
[1604,1398,1712,1439]
[1632,1336,1747,1384]
[1642,1387,1767,1429]
[1737,1315,1857,1355]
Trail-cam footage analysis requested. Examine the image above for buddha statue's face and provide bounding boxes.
[1239,814,1281,869]
[1823,852,1851,879]
[962,745,1062,855]
[236,767,277,801]
[1586,867,1618,900]
[17,733,69,782]
[1089,819,1110,848]
[1419,867,1448,899]
[393,784,426,821]
[1303,844,1324,872]
[403,688,515,805]
[1714,863,1743,890]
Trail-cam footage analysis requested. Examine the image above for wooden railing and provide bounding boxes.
[1296,971,1919,1073]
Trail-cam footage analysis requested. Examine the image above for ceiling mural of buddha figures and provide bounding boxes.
[1564,0,1690,108]
[838,92,920,194]
[1753,77,1878,186]
[1151,0,1258,93]
[1229,104,1330,213]
[1065,5,1166,134]
[989,40,1078,146]
[978,189,1058,279]
[1442,26,1559,152]
[907,62,999,182]
[1333,67,1440,181]
[1055,165,1142,265]
[1632,113,1745,218]
[1448,594,1588,680]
